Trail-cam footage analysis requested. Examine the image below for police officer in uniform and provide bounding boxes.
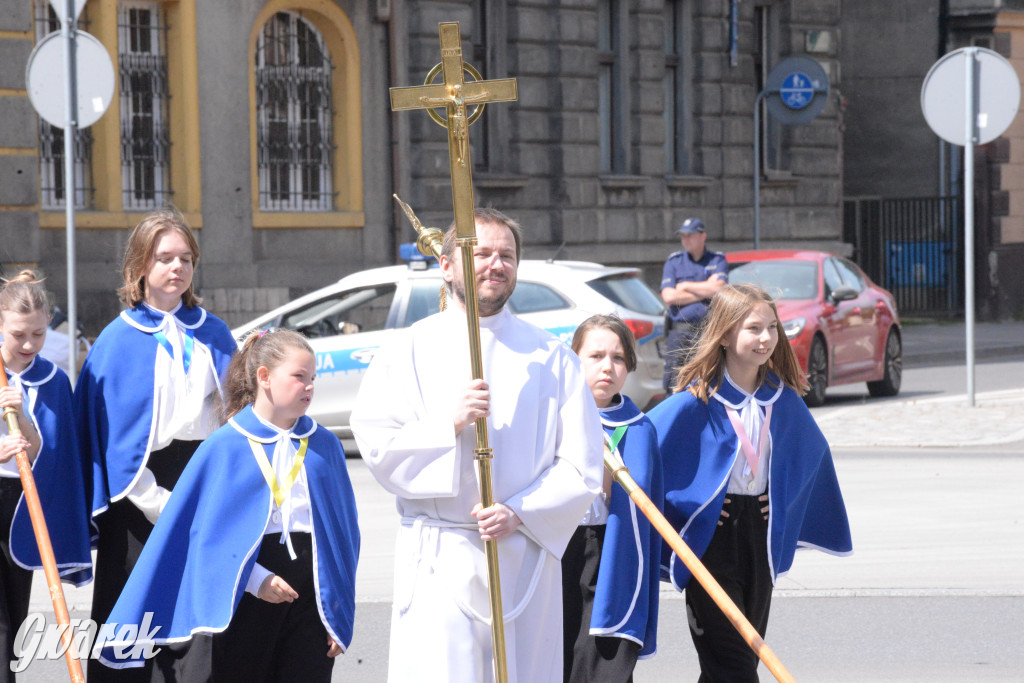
[660,217,728,393]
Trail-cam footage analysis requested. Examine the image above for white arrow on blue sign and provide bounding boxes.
[780,72,814,110]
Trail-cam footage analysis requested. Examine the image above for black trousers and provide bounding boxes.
[561,525,640,683]
[213,533,333,683]
[685,495,773,683]
[89,440,201,683]
[0,478,32,683]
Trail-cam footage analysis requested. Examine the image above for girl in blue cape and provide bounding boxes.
[100,329,359,682]
[562,315,663,682]
[0,271,92,679]
[74,211,237,681]
[648,284,852,682]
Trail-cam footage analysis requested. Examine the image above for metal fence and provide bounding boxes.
[843,196,964,316]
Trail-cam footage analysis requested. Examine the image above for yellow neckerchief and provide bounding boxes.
[247,437,308,507]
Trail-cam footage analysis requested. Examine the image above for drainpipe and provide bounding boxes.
[939,0,950,199]
[384,0,410,263]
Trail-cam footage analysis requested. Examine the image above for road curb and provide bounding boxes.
[815,389,1024,449]
[904,345,1024,368]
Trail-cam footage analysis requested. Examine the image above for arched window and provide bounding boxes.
[255,11,334,211]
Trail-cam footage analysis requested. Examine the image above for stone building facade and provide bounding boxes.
[840,0,1024,319]
[0,0,845,332]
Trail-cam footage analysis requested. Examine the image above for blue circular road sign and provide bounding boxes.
[764,56,830,125]
[780,72,814,110]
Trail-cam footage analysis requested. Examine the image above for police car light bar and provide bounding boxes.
[400,243,439,270]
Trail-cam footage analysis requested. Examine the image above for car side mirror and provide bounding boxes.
[831,285,858,303]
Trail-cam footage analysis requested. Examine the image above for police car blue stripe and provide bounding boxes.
[315,348,378,375]
[313,322,663,378]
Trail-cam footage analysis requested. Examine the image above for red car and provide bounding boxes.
[725,250,902,406]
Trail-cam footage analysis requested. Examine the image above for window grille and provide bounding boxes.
[255,12,335,212]
[34,1,93,209]
[118,2,172,210]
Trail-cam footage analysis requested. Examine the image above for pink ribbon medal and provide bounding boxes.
[725,403,772,475]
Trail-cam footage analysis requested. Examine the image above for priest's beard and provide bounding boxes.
[451,269,516,317]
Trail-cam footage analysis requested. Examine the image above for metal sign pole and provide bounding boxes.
[963,48,976,407]
[753,91,764,250]
[62,0,78,383]
[921,46,1020,409]
[753,57,830,251]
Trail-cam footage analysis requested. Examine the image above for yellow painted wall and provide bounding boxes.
[996,13,1024,244]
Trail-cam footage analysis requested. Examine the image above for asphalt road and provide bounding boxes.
[325,446,1024,682]
[327,595,1024,682]
[24,594,1023,682]
[15,356,1024,681]
[810,356,1024,408]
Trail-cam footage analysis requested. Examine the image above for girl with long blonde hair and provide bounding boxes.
[648,284,852,682]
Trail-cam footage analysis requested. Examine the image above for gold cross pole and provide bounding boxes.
[390,21,517,683]
[390,22,517,240]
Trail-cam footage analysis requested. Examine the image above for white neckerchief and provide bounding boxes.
[719,370,771,495]
[251,411,312,560]
[143,301,189,386]
[143,302,219,447]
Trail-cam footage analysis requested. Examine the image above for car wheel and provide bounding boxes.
[804,337,828,407]
[867,329,902,398]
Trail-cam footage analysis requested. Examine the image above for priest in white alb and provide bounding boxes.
[351,207,604,682]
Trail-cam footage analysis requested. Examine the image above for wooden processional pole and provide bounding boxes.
[0,357,84,682]
[603,447,797,683]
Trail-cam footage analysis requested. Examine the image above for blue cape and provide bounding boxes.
[8,357,92,585]
[99,405,360,665]
[590,395,663,658]
[647,375,852,591]
[74,305,236,519]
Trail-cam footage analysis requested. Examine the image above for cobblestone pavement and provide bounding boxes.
[815,387,1024,448]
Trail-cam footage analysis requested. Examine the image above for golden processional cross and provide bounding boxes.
[390,22,517,241]
[390,21,518,683]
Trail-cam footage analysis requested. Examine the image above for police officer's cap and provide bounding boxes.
[676,217,705,235]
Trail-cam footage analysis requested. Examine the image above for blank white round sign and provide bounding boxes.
[25,31,115,129]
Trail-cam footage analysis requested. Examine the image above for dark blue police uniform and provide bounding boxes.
[660,249,728,392]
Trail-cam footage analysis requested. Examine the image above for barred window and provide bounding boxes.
[255,11,334,212]
[118,2,172,210]
[34,1,93,209]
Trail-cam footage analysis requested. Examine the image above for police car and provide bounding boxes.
[232,248,667,442]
